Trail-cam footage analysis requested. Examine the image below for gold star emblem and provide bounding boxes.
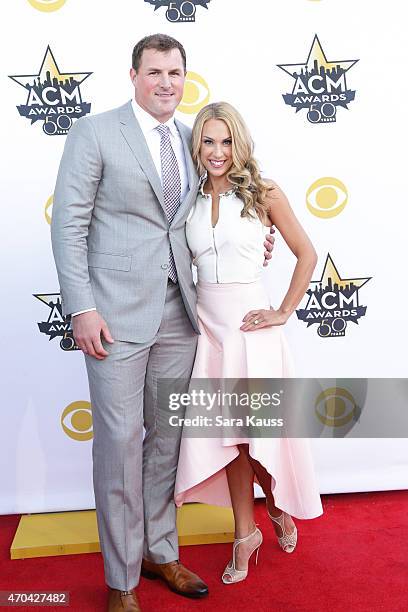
[278,35,358,78]
[9,46,92,89]
[34,293,62,308]
[311,254,371,292]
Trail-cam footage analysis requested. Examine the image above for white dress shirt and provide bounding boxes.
[131,99,189,201]
[72,99,189,318]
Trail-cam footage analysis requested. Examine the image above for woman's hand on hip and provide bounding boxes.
[240,308,288,332]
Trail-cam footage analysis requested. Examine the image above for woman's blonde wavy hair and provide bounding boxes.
[191,102,273,221]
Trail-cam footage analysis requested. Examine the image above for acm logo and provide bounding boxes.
[277,35,358,124]
[9,46,92,135]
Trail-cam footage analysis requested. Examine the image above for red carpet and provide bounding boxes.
[1,491,407,611]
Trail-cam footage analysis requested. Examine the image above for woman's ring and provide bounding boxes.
[254,319,259,325]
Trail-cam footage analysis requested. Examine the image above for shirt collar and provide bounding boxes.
[131,99,177,138]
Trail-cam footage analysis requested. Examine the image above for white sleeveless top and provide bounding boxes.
[186,183,269,283]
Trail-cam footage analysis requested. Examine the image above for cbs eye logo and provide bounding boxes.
[28,0,67,11]
[44,195,53,225]
[61,401,93,441]
[315,387,359,428]
[178,71,210,114]
[306,177,348,218]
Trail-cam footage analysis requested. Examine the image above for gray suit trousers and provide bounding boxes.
[85,281,197,590]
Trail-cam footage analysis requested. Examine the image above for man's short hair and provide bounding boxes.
[132,34,187,73]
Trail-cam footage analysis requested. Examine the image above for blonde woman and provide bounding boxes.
[175,102,323,584]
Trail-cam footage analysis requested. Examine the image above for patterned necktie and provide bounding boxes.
[156,124,181,283]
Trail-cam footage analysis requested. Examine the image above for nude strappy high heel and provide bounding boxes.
[267,509,297,553]
[222,526,263,584]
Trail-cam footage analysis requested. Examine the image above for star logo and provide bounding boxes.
[296,254,371,338]
[277,35,359,124]
[9,46,93,135]
[9,46,91,90]
[34,293,63,310]
[278,35,358,79]
[34,293,78,350]
[310,254,371,292]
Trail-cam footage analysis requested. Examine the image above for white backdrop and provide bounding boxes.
[1,0,407,515]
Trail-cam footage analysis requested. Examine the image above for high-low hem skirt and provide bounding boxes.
[174,280,323,520]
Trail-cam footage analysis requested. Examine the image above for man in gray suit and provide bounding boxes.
[51,34,273,612]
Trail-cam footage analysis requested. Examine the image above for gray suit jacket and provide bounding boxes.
[51,101,200,343]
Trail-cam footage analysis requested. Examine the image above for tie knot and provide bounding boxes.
[156,124,170,138]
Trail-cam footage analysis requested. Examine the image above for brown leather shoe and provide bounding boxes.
[141,559,208,599]
[107,588,141,611]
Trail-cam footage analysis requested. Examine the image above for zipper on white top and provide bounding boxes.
[212,227,219,283]
[207,192,220,283]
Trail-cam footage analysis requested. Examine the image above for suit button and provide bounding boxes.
[161,264,169,270]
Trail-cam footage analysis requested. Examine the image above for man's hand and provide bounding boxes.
[72,311,114,360]
[263,226,276,267]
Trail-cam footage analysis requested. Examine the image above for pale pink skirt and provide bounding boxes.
[174,280,323,519]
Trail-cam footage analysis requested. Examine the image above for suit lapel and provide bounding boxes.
[172,118,199,224]
[119,101,165,213]
[118,102,198,223]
